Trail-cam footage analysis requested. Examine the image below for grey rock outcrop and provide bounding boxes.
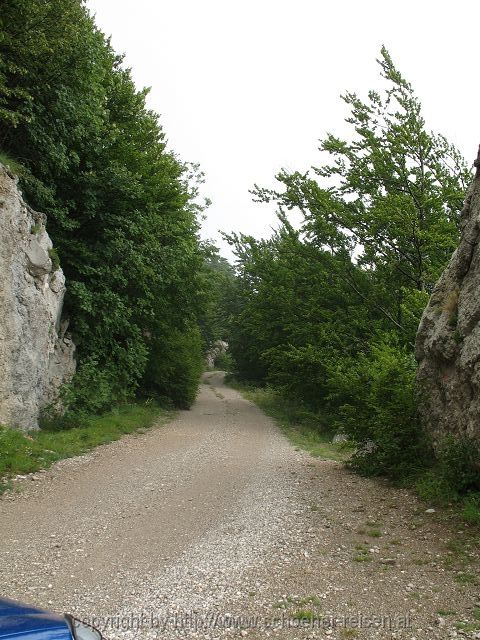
[416,149,480,445]
[206,340,229,369]
[0,164,75,430]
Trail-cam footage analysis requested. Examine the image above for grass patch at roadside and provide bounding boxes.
[227,379,352,462]
[0,402,170,493]
[227,378,480,531]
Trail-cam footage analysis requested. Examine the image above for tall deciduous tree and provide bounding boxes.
[0,0,207,413]
[253,47,470,342]
[224,49,470,477]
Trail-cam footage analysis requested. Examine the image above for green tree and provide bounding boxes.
[254,47,470,344]
[0,0,207,413]
[224,222,374,393]
[197,243,237,349]
[223,49,470,478]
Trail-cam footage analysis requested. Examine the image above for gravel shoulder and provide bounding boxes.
[1,372,479,639]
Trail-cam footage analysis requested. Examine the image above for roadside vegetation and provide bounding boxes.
[229,377,480,525]
[0,402,168,494]
[0,0,209,418]
[228,379,351,462]
[0,2,478,528]
[0,0,241,494]
[221,49,480,525]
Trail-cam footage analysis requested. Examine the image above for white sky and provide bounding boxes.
[86,0,479,258]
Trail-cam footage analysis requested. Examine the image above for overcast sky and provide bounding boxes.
[86,0,479,258]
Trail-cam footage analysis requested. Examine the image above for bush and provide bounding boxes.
[0,151,25,176]
[416,436,480,504]
[143,326,204,409]
[415,471,458,505]
[462,495,480,525]
[263,344,330,413]
[435,436,480,494]
[48,247,60,271]
[214,350,234,372]
[40,357,119,430]
[331,339,430,479]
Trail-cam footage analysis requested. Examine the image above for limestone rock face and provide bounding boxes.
[206,340,229,369]
[416,158,480,444]
[0,164,75,430]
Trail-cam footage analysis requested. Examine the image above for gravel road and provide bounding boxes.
[1,372,479,639]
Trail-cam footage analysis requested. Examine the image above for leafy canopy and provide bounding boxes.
[224,48,471,478]
[0,0,209,413]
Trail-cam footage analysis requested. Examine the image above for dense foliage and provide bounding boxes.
[0,0,208,414]
[224,49,471,480]
[197,244,237,349]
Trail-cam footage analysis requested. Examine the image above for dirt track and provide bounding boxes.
[1,372,479,639]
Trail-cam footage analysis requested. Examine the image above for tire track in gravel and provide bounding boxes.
[0,373,305,629]
[1,372,479,640]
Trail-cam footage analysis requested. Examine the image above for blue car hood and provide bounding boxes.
[0,598,72,639]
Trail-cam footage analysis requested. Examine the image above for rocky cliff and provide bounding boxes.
[206,340,228,369]
[416,149,480,445]
[0,164,75,430]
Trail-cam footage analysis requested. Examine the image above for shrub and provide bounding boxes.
[414,436,480,508]
[333,339,431,479]
[40,357,120,429]
[462,495,480,525]
[143,326,203,409]
[415,471,458,505]
[263,344,331,413]
[435,436,480,494]
[214,350,234,372]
